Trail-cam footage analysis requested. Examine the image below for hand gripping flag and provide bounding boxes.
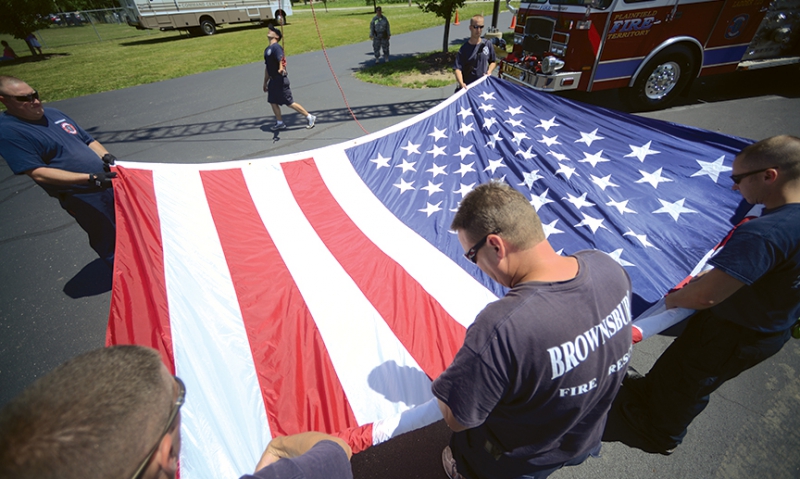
[107,76,752,478]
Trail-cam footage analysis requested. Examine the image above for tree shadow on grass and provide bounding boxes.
[0,53,70,67]
[119,22,271,46]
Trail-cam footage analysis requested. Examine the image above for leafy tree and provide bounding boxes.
[56,0,121,10]
[0,0,53,52]
[417,0,466,53]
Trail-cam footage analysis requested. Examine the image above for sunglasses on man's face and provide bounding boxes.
[9,90,39,103]
[472,24,484,29]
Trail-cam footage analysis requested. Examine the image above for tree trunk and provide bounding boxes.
[442,16,451,54]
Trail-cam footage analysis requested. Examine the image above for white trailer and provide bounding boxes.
[119,0,292,36]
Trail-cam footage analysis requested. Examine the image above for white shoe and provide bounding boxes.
[306,115,316,129]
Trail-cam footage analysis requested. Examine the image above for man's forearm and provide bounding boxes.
[87,140,109,158]
[664,268,745,310]
[27,167,90,186]
[487,62,497,75]
[255,432,352,472]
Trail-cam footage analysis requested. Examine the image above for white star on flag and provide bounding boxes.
[539,135,561,147]
[454,162,476,177]
[636,167,674,189]
[370,153,390,169]
[426,144,447,158]
[519,169,543,189]
[478,103,496,112]
[454,146,476,160]
[548,151,570,162]
[484,158,506,174]
[478,91,496,101]
[458,122,475,136]
[421,180,443,196]
[393,178,415,193]
[516,146,536,160]
[575,212,608,233]
[625,140,660,162]
[419,201,443,217]
[453,182,476,198]
[653,198,698,221]
[580,150,610,167]
[505,105,524,116]
[606,198,637,215]
[542,219,564,238]
[530,188,554,212]
[512,131,531,145]
[555,164,578,179]
[395,159,416,173]
[624,229,658,249]
[400,141,421,155]
[485,132,502,149]
[457,107,474,120]
[606,249,635,267]
[426,163,447,177]
[483,117,498,130]
[505,118,524,128]
[428,127,447,141]
[575,129,604,147]
[590,174,619,191]
[563,192,595,209]
[536,116,559,132]
[691,156,731,183]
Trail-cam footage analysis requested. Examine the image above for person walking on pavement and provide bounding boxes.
[263,25,316,131]
[369,6,390,63]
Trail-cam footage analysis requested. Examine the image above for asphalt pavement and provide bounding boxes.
[2,9,800,478]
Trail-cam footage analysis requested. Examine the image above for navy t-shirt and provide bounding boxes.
[709,203,800,333]
[0,107,103,196]
[454,39,496,85]
[432,250,632,476]
[239,441,353,479]
[264,42,284,79]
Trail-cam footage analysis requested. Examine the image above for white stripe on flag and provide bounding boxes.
[155,167,270,478]
[243,162,434,424]
[315,147,498,328]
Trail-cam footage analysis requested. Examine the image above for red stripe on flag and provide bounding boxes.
[106,166,175,373]
[282,159,466,379]
[201,168,359,437]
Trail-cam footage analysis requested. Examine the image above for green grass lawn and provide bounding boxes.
[0,2,503,104]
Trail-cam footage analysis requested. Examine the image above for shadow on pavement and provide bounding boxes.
[63,259,113,298]
[88,99,444,144]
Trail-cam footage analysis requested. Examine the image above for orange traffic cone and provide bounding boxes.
[510,14,516,30]
[454,10,460,25]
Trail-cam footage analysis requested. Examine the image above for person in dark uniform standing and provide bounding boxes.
[0,76,117,268]
[454,15,497,91]
[263,26,316,131]
[369,6,391,63]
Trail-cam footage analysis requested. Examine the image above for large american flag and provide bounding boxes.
[107,76,751,478]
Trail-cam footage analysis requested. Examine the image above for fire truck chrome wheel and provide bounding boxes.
[644,62,680,100]
[623,45,696,112]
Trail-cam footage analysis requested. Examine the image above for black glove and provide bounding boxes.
[88,171,117,189]
[102,153,117,172]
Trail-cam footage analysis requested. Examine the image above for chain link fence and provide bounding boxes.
[34,8,162,48]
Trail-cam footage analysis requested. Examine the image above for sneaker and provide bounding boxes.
[306,115,316,129]
[618,399,678,455]
[270,122,286,131]
[442,446,466,479]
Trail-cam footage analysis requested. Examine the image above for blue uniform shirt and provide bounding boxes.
[0,107,104,196]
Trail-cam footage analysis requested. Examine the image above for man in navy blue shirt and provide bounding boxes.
[454,15,497,91]
[0,76,117,267]
[263,26,316,131]
[621,135,800,454]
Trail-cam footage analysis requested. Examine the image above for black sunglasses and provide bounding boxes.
[472,24,485,29]
[464,229,501,264]
[9,90,39,102]
[730,166,778,184]
[130,376,186,479]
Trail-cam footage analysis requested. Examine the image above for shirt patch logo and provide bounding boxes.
[61,122,78,135]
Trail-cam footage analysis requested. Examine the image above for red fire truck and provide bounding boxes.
[499,0,800,110]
